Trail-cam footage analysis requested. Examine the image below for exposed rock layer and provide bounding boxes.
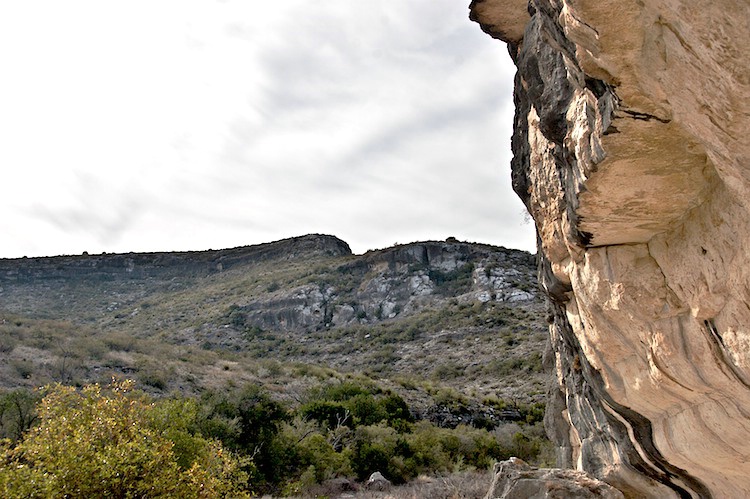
[0,234,353,281]
[485,458,624,499]
[471,0,750,497]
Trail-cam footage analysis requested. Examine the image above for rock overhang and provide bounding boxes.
[471,0,750,497]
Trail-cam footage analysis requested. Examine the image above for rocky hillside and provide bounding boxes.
[0,235,548,427]
[471,0,750,497]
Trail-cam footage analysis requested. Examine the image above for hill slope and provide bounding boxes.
[0,234,547,425]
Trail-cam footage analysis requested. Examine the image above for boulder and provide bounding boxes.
[485,458,624,499]
[365,471,392,491]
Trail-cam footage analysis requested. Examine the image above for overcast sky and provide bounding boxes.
[0,1,533,259]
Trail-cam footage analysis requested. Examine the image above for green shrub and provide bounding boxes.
[299,400,350,429]
[494,422,553,464]
[9,359,33,379]
[196,384,290,490]
[0,389,39,441]
[346,393,388,426]
[295,433,351,482]
[0,336,16,353]
[351,424,401,481]
[484,352,543,377]
[138,370,168,390]
[431,387,468,412]
[101,332,136,352]
[432,361,464,380]
[0,381,250,498]
[381,393,414,425]
[317,381,373,402]
[521,402,545,424]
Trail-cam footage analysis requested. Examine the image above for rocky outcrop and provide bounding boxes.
[0,234,352,282]
[232,240,537,333]
[471,0,750,497]
[486,458,624,498]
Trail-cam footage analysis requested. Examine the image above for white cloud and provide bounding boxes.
[0,0,533,258]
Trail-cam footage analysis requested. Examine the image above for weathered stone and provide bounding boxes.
[217,240,537,333]
[365,471,392,491]
[485,458,624,498]
[469,0,530,45]
[471,0,750,497]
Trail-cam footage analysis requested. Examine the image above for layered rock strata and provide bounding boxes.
[471,0,750,497]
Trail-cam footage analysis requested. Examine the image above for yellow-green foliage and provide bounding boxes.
[0,381,250,498]
[295,433,351,482]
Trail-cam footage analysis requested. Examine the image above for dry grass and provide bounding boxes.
[287,470,493,499]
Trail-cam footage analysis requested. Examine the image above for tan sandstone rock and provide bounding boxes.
[485,458,624,499]
[471,0,750,497]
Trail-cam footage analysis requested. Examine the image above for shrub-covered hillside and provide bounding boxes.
[0,235,551,495]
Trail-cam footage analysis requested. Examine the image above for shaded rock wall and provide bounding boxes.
[471,0,750,497]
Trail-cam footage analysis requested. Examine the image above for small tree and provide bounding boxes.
[0,389,39,442]
[197,384,289,490]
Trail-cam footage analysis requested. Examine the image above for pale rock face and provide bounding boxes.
[474,264,536,303]
[408,273,433,296]
[471,0,750,497]
[331,304,356,325]
[485,458,624,499]
[231,241,537,333]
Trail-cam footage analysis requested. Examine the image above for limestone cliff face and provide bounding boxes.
[226,240,537,333]
[471,0,750,497]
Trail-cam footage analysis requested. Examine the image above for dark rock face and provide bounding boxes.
[0,234,352,283]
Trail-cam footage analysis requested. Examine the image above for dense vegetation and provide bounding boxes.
[0,379,552,497]
[0,381,250,498]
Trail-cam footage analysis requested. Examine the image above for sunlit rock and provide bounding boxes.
[471,0,750,497]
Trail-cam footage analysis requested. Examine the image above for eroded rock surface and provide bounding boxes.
[485,458,624,499]
[471,0,750,497]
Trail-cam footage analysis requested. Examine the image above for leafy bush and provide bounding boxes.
[347,393,389,426]
[316,381,373,402]
[494,422,555,465]
[9,359,33,379]
[381,393,414,425]
[302,383,412,431]
[0,375,551,498]
[348,421,507,484]
[0,381,250,498]
[299,400,350,429]
[431,387,469,411]
[484,352,543,376]
[351,424,402,481]
[196,384,290,491]
[295,433,351,482]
